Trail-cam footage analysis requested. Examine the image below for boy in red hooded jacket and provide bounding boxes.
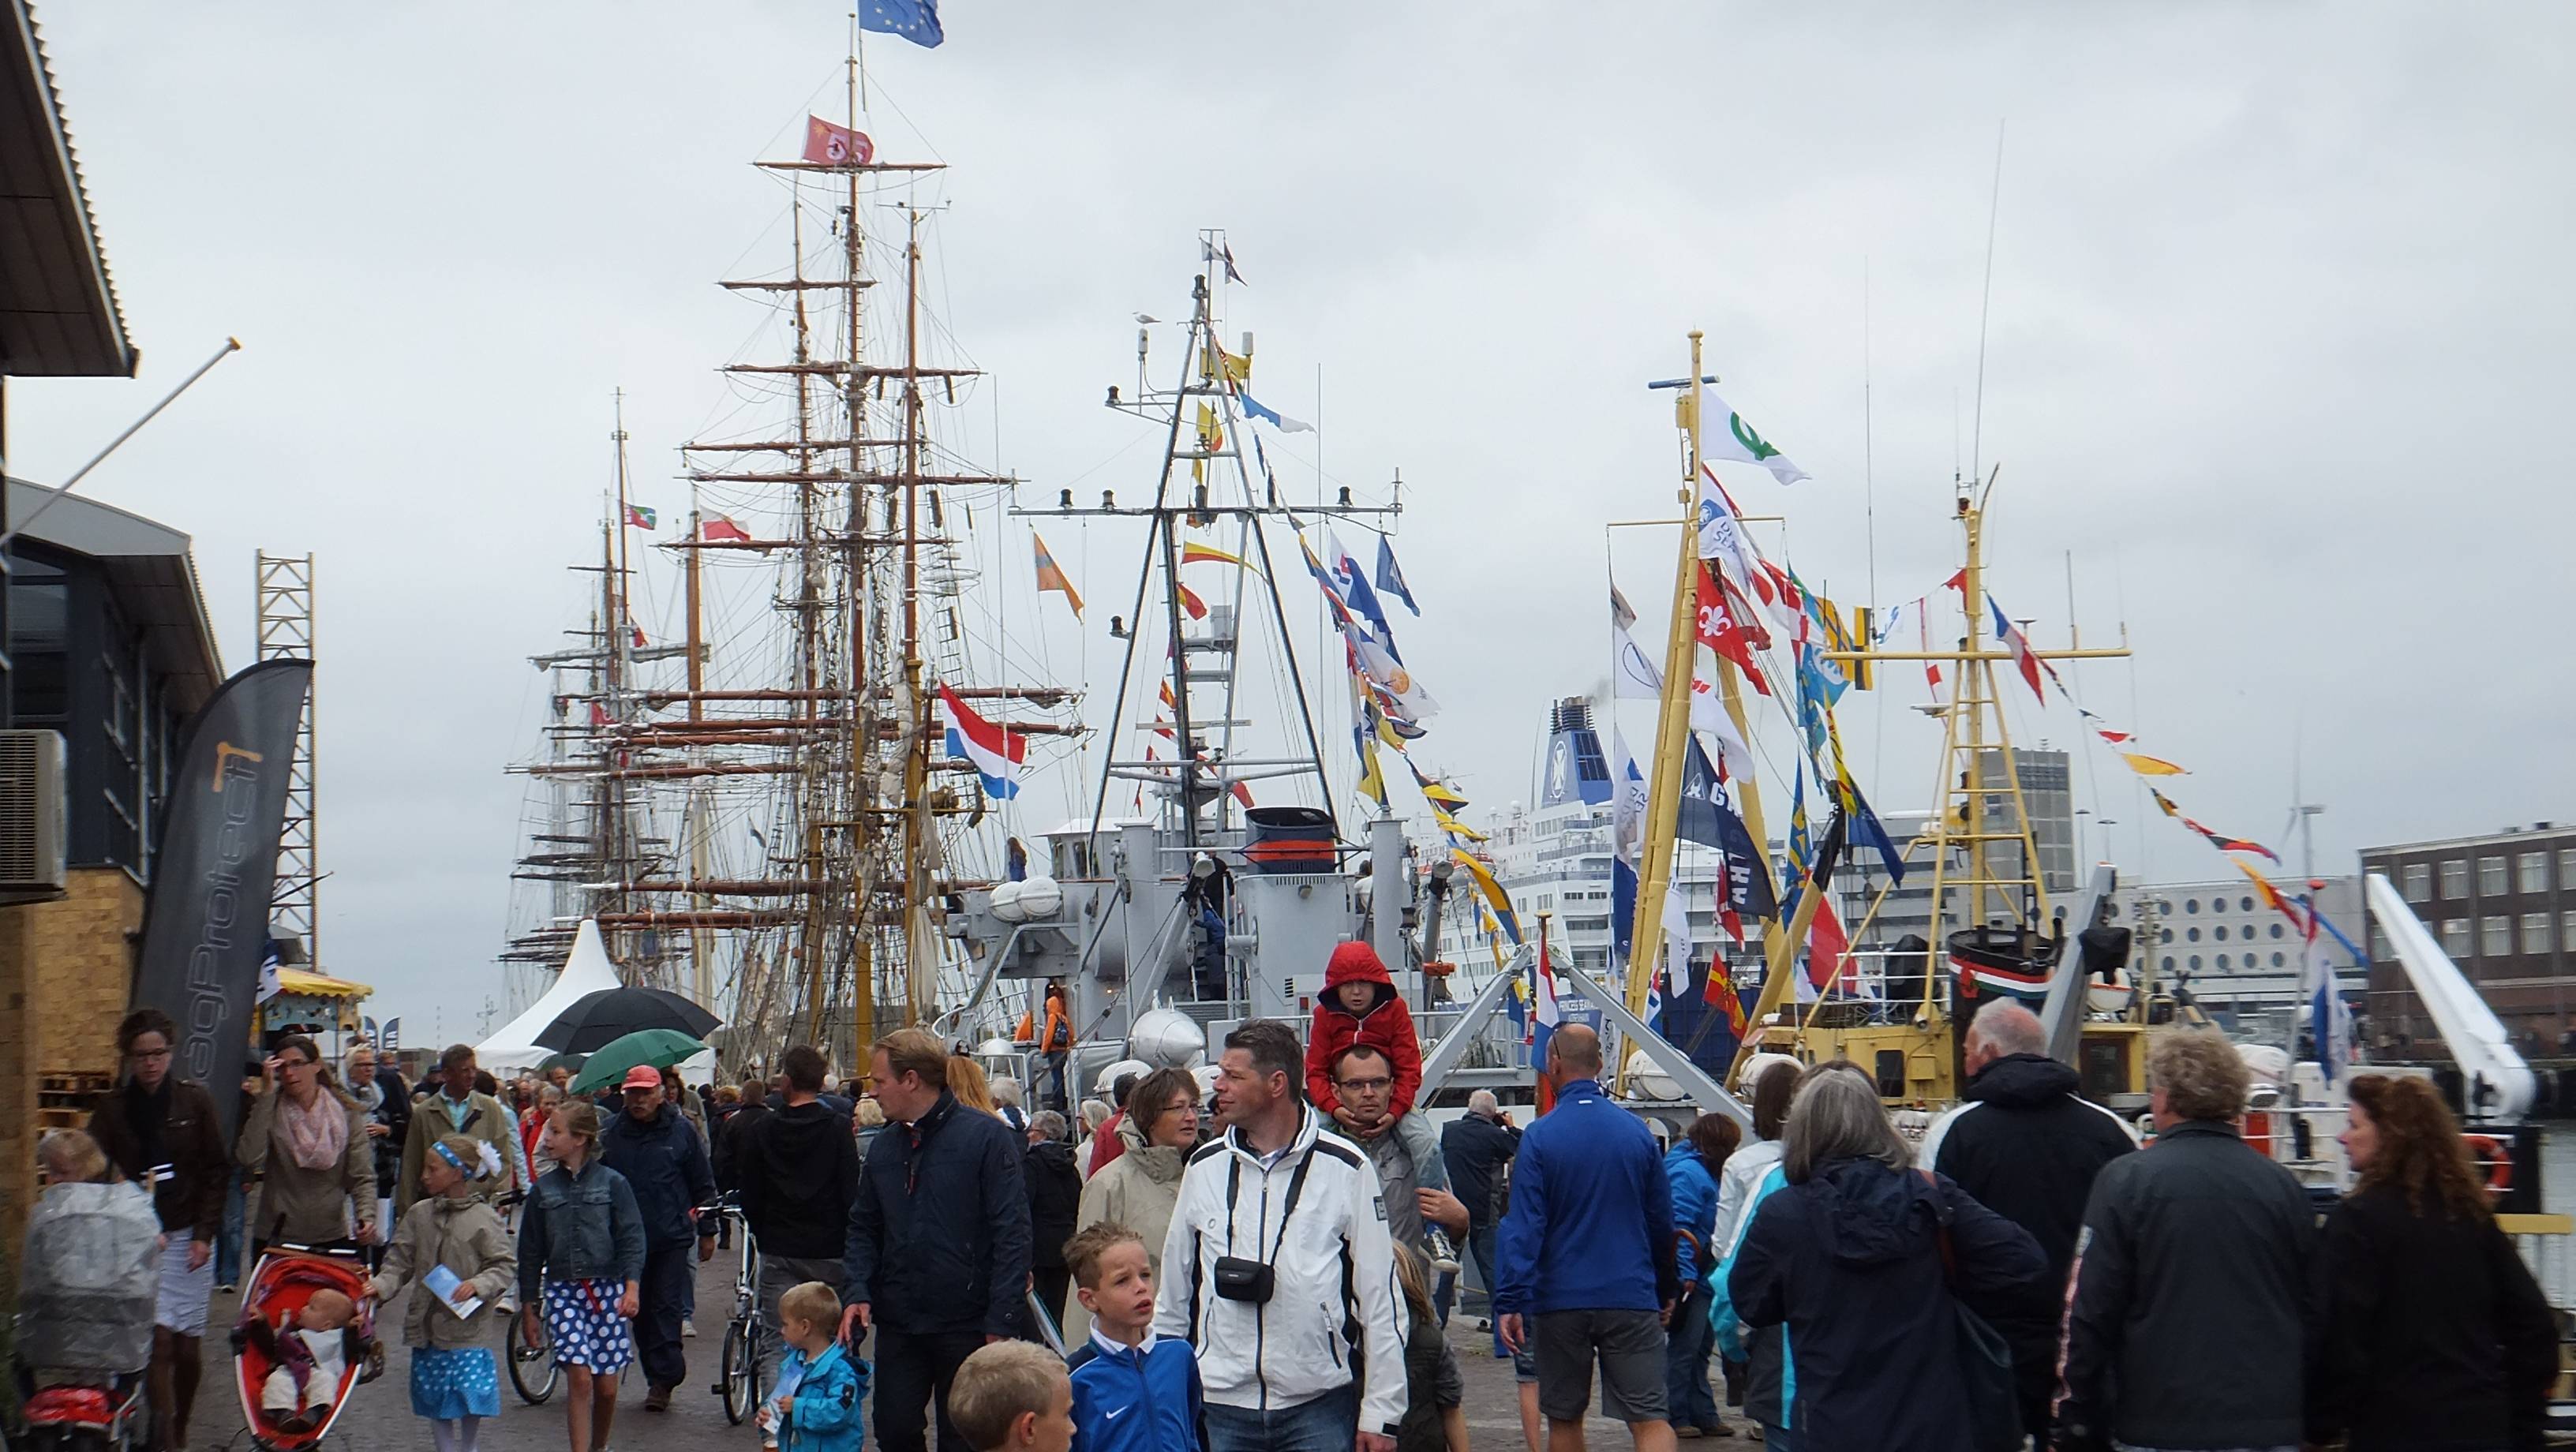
[1305,941,1423,1125]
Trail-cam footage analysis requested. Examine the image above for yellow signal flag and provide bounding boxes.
[1433,806,1488,843]
[1848,605,1874,690]
[1180,542,1252,568]
[1032,531,1083,621]
[1355,737,1387,806]
[2121,752,2188,777]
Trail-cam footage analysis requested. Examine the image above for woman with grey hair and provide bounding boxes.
[1727,1062,2043,1451]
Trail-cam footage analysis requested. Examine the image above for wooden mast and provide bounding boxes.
[841,40,877,1065]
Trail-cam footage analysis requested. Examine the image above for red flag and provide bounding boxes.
[1694,563,1771,696]
[629,621,647,648]
[802,115,874,167]
[1806,895,1852,990]
[1178,582,1209,620]
[702,515,752,543]
[1702,956,1750,1038]
[587,700,610,728]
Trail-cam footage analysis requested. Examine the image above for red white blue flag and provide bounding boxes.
[938,683,1024,799]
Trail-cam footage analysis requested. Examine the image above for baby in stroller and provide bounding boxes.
[15,1131,161,1446]
[240,1288,363,1433]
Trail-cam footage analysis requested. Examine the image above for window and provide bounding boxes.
[2241,896,2256,913]
[2371,925,2390,961]
[2443,919,2471,956]
[2522,852,2551,894]
[2161,956,2175,971]
[2216,953,2231,970]
[2404,863,2432,902]
[2271,952,2286,968]
[2484,915,2512,956]
[2524,912,2550,952]
[2270,922,2284,939]
[2185,898,2200,914]
[2443,861,2468,899]
[2565,910,2576,952]
[2188,955,2202,971]
[2159,928,2173,945]
[2481,856,2508,896]
[2186,927,2202,942]
[2563,848,2576,887]
[2214,926,2230,941]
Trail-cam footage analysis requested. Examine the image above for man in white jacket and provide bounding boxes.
[1156,1020,1406,1452]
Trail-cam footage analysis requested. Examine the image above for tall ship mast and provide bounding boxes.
[500,61,1075,1070]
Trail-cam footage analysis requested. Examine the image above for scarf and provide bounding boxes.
[279,1089,349,1171]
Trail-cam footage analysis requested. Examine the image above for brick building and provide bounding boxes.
[2359,823,2576,1053]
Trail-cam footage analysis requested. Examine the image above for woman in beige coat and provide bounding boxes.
[1062,1065,1200,1344]
[236,1033,376,1252]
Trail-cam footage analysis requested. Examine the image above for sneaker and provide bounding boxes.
[1425,1226,1461,1276]
[681,1318,697,1338]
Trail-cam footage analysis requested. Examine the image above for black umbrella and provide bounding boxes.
[532,986,722,1053]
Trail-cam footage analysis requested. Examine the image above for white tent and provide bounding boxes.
[477,920,623,1072]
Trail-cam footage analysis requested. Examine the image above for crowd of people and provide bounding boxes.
[20,976,2571,1452]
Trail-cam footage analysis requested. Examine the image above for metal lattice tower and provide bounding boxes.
[256,553,320,967]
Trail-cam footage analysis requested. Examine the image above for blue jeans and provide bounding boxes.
[1203,1380,1358,1452]
[1432,1220,1503,1352]
[215,1169,245,1285]
[1664,1282,1719,1430]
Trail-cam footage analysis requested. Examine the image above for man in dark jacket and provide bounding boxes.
[2058,1028,2316,1452]
[600,1064,718,1411]
[739,1046,859,1386]
[1920,1000,2136,1443]
[1440,1089,1522,1338]
[1021,1110,1082,1330]
[841,1027,1033,1452]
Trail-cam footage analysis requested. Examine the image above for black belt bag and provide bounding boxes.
[1215,1144,1317,1307]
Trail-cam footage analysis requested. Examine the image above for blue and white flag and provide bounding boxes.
[859,0,943,47]
[1237,392,1313,432]
[1376,536,1420,616]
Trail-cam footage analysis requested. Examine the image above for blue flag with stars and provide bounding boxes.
[861,0,943,48]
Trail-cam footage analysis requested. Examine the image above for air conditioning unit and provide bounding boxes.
[0,728,69,893]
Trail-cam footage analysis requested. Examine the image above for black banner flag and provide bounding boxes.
[130,658,312,1146]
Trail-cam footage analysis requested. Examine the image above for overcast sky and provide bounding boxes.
[24,3,2574,1038]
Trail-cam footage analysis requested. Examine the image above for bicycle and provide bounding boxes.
[496,1192,560,1405]
[711,1193,764,1425]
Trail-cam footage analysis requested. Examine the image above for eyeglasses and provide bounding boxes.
[1335,1075,1393,1094]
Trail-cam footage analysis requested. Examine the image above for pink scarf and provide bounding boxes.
[279,1090,348,1171]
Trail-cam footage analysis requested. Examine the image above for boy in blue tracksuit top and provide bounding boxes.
[772,1280,870,1452]
[1061,1223,1204,1452]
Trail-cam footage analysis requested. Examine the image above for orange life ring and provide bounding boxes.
[2461,1133,2514,1196]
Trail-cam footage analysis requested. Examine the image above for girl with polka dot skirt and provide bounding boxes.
[369,1133,515,1452]
[517,1101,646,1452]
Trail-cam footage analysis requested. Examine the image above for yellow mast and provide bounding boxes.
[1621,332,1709,1016]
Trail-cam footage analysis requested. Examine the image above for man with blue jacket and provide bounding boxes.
[600,1064,718,1412]
[1496,1024,1680,1452]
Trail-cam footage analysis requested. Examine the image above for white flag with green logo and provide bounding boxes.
[1705,390,1810,484]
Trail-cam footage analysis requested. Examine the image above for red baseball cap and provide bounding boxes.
[620,1065,663,1092]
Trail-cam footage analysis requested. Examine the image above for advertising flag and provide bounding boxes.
[129,660,313,1147]
[802,114,877,165]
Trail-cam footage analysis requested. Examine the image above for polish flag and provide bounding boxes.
[803,115,874,167]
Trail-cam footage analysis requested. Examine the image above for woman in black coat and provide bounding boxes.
[1727,1061,2044,1452]
[2306,1074,2557,1452]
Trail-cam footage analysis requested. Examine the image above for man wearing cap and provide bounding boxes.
[600,1063,718,1412]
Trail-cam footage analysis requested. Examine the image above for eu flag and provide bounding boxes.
[861,0,943,48]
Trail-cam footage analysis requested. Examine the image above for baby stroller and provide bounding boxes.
[227,1245,381,1450]
[13,1179,161,1451]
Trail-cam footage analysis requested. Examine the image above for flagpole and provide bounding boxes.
[1622,334,1708,1024]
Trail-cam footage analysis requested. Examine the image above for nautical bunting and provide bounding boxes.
[1181,542,1252,569]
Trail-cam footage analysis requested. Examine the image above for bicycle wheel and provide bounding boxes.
[507,1308,561,1405]
[721,1319,762,1425]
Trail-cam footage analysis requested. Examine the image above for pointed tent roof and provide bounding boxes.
[477,919,623,1072]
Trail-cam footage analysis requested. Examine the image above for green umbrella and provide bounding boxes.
[568,1028,707,1095]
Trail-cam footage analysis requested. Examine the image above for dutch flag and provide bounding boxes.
[938,683,1024,800]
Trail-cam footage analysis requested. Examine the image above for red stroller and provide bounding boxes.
[227,1247,382,1450]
